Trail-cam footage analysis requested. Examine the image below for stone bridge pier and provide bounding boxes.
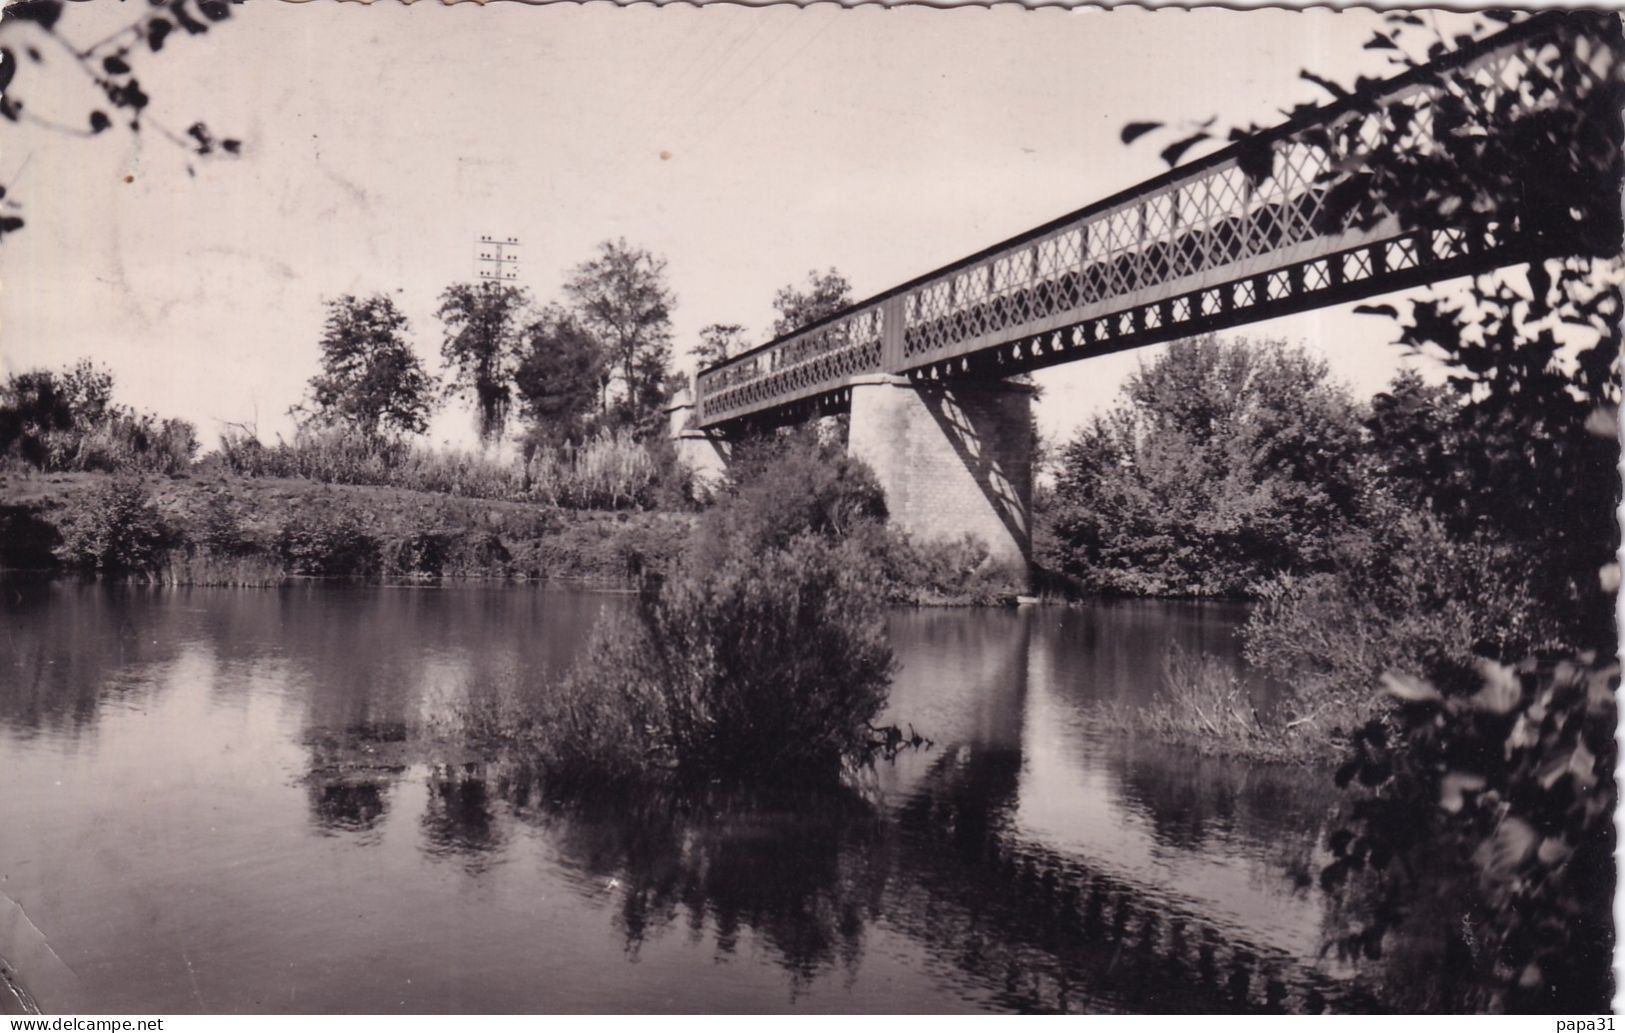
[670,377,1036,594]
[847,375,1035,594]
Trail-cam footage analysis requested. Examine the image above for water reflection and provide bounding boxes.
[0,580,1374,1013]
[420,763,507,871]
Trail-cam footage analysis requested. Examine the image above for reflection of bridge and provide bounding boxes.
[668,13,1620,585]
[889,744,1375,1013]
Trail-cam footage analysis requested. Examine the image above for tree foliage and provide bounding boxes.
[770,268,853,337]
[300,294,435,442]
[513,303,602,449]
[0,0,241,243]
[564,238,674,437]
[1121,11,1621,1011]
[0,361,196,474]
[436,280,532,446]
[693,322,748,370]
[1047,335,1366,598]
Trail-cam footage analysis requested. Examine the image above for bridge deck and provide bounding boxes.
[694,12,1618,431]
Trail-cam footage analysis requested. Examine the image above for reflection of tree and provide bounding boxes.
[0,580,184,737]
[307,778,394,836]
[419,763,506,872]
[526,773,892,988]
[1109,743,1333,894]
[387,745,1373,1013]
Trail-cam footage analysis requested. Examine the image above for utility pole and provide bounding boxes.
[476,235,521,282]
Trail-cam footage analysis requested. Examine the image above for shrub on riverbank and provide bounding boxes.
[1243,508,1554,731]
[215,424,665,510]
[696,428,1026,604]
[51,477,172,575]
[1,363,198,476]
[1089,645,1324,765]
[532,533,896,785]
[3,471,689,584]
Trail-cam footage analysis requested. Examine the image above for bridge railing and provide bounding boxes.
[694,13,1618,429]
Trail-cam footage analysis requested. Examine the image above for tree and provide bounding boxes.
[1121,12,1622,1010]
[770,268,853,337]
[299,294,434,441]
[693,322,748,370]
[0,0,241,244]
[564,239,675,437]
[513,303,603,448]
[1047,335,1367,598]
[436,280,531,447]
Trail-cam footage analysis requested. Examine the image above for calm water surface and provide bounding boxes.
[0,580,1364,1013]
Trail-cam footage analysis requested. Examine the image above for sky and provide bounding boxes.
[1,1,1488,450]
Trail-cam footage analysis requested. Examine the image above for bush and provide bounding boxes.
[876,531,1013,606]
[1323,654,1617,1012]
[1,363,198,475]
[275,491,379,576]
[532,533,895,785]
[1046,335,1367,598]
[212,424,664,510]
[1085,645,1318,764]
[526,429,659,509]
[53,477,171,575]
[1244,506,1555,734]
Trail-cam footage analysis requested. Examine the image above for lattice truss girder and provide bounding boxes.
[695,15,1618,429]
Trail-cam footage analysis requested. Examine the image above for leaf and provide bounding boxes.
[0,215,24,236]
[1438,771,1486,813]
[1363,33,1399,51]
[88,109,110,134]
[221,138,241,155]
[1352,303,1398,319]
[1119,121,1162,145]
[171,0,209,35]
[1469,659,1521,715]
[103,55,131,76]
[1299,69,1349,101]
[1235,138,1274,186]
[1381,670,1440,704]
[1567,739,1598,792]
[146,18,172,52]
[1474,816,1536,877]
[1159,132,1209,168]
[4,1,63,32]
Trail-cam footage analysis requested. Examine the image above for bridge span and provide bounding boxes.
[670,13,1621,587]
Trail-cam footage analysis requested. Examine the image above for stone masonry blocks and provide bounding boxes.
[846,374,1035,592]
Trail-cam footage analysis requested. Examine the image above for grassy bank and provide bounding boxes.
[0,468,692,585]
[1084,645,1356,766]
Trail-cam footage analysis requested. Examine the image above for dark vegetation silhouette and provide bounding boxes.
[1118,9,1621,1011]
[0,0,241,243]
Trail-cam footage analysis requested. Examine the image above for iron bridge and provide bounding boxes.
[693,12,1620,431]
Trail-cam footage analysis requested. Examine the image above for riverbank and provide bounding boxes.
[0,468,692,585]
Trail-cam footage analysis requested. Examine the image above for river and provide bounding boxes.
[0,579,1370,1014]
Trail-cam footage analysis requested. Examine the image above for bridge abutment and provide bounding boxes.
[846,374,1035,593]
[665,390,731,498]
